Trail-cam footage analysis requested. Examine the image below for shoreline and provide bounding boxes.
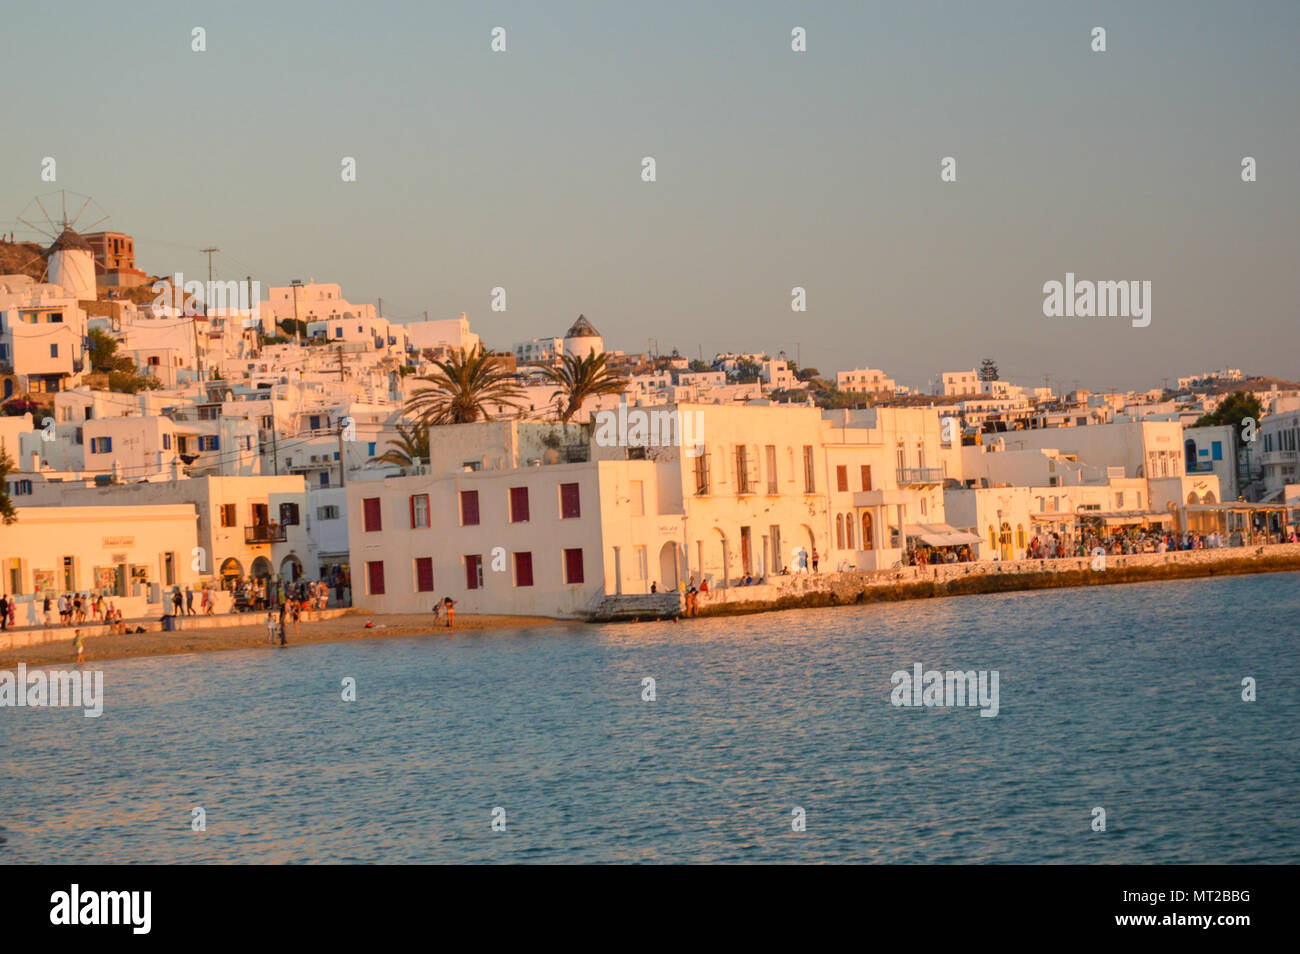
[0,611,567,670]
[689,545,1300,618]
[6,546,1299,669]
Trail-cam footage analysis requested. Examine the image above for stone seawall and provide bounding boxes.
[688,543,1300,618]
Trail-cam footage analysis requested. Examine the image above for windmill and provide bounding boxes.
[15,190,110,294]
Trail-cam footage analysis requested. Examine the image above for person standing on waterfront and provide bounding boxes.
[73,629,84,664]
[0,594,9,632]
[185,585,195,616]
[278,602,288,646]
[291,598,301,636]
[443,596,455,629]
[811,548,820,573]
[43,594,52,626]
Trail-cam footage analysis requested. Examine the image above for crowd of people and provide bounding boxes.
[229,577,336,613]
[905,545,976,566]
[1022,522,1298,559]
[0,591,133,632]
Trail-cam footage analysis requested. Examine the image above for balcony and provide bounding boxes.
[896,467,945,485]
[1186,461,1216,474]
[245,524,287,544]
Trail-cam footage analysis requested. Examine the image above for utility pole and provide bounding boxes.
[199,246,219,380]
[272,426,279,476]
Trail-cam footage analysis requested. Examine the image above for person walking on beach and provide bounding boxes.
[443,596,455,629]
[73,629,85,665]
[291,598,301,636]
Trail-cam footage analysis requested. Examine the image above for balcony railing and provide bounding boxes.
[896,467,945,485]
[245,524,287,544]
[1186,461,1216,474]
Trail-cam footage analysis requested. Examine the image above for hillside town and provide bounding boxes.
[1,225,1297,623]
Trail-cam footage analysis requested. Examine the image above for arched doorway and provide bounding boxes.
[220,557,243,585]
[999,522,1013,561]
[280,554,303,582]
[251,556,273,579]
[658,542,679,592]
[861,512,874,550]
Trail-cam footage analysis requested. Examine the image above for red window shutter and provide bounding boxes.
[461,490,479,526]
[367,560,385,595]
[515,552,533,587]
[564,548,584,584]
[415,557,434,592]
[510,486,529,522]
[560,482,580,519]
[465,555,481,590]
[363,497,382,532]
[836,466,848,492]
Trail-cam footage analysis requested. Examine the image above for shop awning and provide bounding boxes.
[1078,511,1174,526]
[905,523,982,546]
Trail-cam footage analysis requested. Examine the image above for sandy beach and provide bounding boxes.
[0,610,568,670]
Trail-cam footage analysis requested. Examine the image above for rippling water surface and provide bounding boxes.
[3,572,1298,863]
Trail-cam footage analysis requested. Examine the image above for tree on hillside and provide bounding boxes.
[729,358,763,384]
[370,421,429,468]
[404,344,524,426]
[88,328,120,372]
[1193,391,1263,431]
[544,350,628,422]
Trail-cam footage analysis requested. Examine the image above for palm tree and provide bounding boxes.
[370,421,429,468]
[545,350,629,422]
[405,344,524,426]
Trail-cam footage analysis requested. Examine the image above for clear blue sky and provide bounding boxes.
[2,1,1296,390]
